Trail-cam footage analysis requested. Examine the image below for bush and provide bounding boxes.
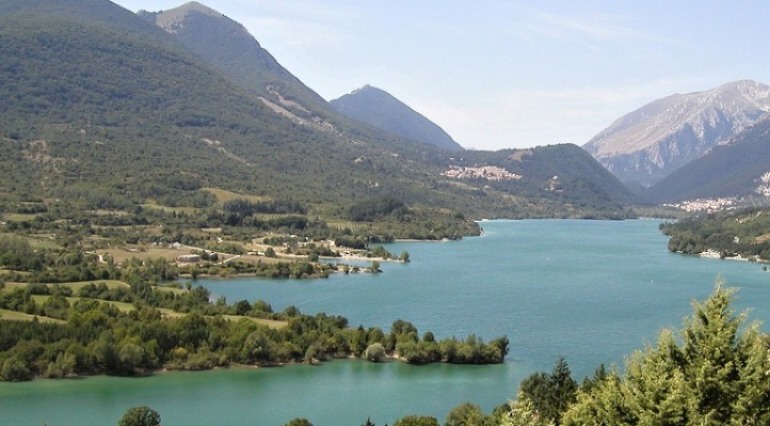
[118,406,161,426]
[364,343,386,362]
[0,356,31,381]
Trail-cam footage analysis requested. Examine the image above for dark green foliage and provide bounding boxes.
[445,402,493,426]
[334,236,368,250]
[364,343,386,362]
[660,206,770,260]
[580,363,608,393]
[393,415,440,426]
[562,284,770,425]
[519,356,577,425]
[144,2,333,121]
[1,356,31,381]
[392,322,508,365]
[0,236,44,271]
[223,199,307,216]
[348,197,408,222]
[0,3,639,225]
[118,406,161,426]
[0,286,507,381]
[284,419,313,426]
[0,13,476,222]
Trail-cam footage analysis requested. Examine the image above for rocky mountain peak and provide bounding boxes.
[583,80,770,186]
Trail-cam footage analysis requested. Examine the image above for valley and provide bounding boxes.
[2,0,770,425]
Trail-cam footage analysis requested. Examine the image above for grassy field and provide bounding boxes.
[31,294,137,312]
[140,203,200,215]
[13,293,286,329]
[222,315,287,329]
[232,253,292,265]
[326,220,369,232]
[0,308,66,324]
[0,232,61,250]
[2,213,40,222]
[3,280,128,293]
[2,279,287,329]
[5,290,288,329]
[97,246,194,263]
[202,187,268,204]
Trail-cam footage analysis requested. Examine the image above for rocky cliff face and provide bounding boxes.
[583,80,770,186]
[644,113,770,203]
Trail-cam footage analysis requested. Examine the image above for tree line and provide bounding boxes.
[273,284,770,425]
[660,206,770,260]
[0,283,508,382]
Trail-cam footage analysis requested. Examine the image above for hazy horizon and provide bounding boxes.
[118,1,770,151]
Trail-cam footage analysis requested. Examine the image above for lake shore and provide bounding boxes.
[699,249,769,263]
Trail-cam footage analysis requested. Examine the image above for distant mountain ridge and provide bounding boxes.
[0,0,166,35]
[584,80,770,187]
[645,113,770,204]
[331,85,464,151]
[0,0,639,221]
[140,2,332,121]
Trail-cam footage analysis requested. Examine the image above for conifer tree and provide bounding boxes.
[516,356,577,425]
[562,283,770,425]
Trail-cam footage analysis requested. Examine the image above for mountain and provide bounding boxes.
[449,144,639,217]
[0,5,423,210]
[645,114,770,204]
[0,0,638,222]
[143,3,458,152]
[140,2,332,124]
[583,80,770,187]
[330,85,464,151]
[0,0,166,35]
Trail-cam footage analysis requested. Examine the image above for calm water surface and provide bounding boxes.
[1,220,769,425]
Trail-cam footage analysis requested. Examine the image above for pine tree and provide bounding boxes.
[563,282,770,425]
[518,356,577,425]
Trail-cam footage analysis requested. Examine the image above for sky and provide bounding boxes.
[115,0,770,151]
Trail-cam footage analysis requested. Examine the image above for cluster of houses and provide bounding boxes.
[442,165,522,181]
[667,197,737,213]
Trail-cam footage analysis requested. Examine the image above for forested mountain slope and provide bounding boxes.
[0,0,640,222]
[331,85,464,151]
[141,2,332,121]
[659,206,770,260]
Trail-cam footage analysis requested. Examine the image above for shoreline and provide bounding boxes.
[6,350,504,384]
[698,249,769,263]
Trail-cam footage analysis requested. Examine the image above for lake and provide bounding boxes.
[1,220,769,425]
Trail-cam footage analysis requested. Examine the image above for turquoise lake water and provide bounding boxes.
[1,220,768,425]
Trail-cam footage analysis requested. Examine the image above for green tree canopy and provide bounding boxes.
[517,355,577,425]
[393,414,440,426]
[118,406,161,426]
[562,283,770,425]
[445,402,492,426]
[283,418,313,426]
